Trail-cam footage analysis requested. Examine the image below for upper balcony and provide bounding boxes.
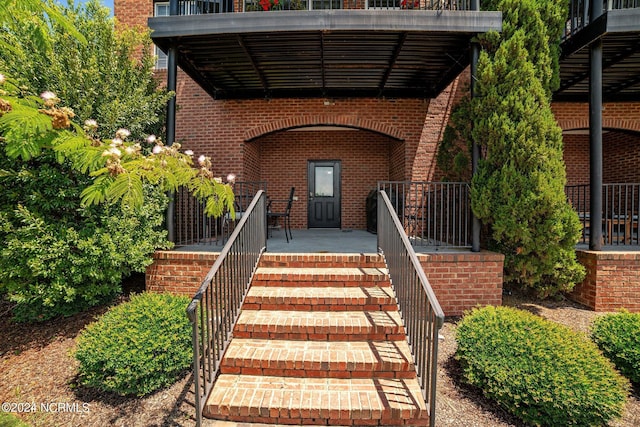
[149,0,501,99]
[557,0,640,102]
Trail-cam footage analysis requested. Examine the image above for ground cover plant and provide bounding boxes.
[75,292,193,397]
[456,305,629,426]
[592,311,640,385]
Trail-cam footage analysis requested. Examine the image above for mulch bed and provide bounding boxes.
[1,287,638,427]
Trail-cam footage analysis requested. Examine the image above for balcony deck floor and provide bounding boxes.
[174,228,471,254]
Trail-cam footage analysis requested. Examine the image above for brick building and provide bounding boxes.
[116,0,640,313]
[117,2,639,424]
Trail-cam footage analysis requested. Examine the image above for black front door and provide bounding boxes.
[308,161,341,228]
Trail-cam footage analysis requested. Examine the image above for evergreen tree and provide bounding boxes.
[445,0,585,295]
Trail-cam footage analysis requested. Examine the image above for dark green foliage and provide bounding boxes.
[0,151,170,321]
[75,293,193,396]
[0,0,174,321]
[456,306,629,426]
[445,0,586,294]
[592,311,640,384]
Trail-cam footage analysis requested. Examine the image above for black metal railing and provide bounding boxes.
[566,183,640,245]
[174,186,221,246]
[378,181,472,248]
[171,0,472,14]
[565,0,640,39]
[175,181,267,246]
[186,190,267,427]
[377,190,445,427]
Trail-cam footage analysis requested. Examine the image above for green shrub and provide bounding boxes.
[592,311,640,385]
[0,173,171,322]
[0,412,30,427]
[75,293,192,396]
[456,306,629,426]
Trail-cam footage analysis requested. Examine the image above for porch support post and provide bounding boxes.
[165,43,178,243]
[589,0,603,251]
[470,0,481,253]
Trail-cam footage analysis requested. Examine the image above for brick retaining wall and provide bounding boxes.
[571,250,640,312]
[147,250,505,317]
[417,251,504,317]
[145,251,219,295]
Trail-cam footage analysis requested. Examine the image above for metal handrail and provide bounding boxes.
[565,183,640,245]
[186,190,267,427]
[377,190,445,427]
[378,181,472,248]
[564,0,640,39]
[170,0,472,14]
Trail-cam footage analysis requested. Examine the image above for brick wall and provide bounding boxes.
[145,251,219,295]
[571,250,640,312]
[147,250,505,316]
[418,251,504,316]
[114,0,152,27]
[552,102,640,133]
[257,130,392,229]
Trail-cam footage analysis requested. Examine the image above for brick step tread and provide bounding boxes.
[243,286,398,311]
[234,310,406,341]
[259,253,385,269]
[220,338,415,378]
[203,374,428,425]
[253,267,390,287]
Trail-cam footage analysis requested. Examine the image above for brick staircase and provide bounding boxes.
[203,253,430,426]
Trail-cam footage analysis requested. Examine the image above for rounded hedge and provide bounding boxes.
[456,306,629,426]
[75,292,192,396]
[592,311,640,385]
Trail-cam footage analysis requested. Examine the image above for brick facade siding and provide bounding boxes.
[418,251,504,316]
[123,0,639,313]
[571,250,640,312]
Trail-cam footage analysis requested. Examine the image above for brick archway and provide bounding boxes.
[553,102,640,133]
[243,115,405,142]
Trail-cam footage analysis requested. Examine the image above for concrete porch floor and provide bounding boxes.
[175,228,471,254]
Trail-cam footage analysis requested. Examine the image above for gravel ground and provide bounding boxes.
[1,290,638,427]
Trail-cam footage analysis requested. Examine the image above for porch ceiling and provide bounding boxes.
[556,9,640,102]
[149,10,502,100]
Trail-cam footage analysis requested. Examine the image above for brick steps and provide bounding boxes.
[252,267,390,288]
[220,338,415,378]
[242,286,398,311]
[203,375,429,426]
[204,254,428,426]
[259,253,385,269]
[234,310,406,341]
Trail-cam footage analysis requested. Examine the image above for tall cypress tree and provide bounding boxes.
[470,0,585,295]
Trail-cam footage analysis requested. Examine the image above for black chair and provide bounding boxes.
[267,187,295,243]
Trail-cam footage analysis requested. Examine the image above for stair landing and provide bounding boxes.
[204,254,429,426]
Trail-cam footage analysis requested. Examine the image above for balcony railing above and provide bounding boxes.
[565,0,640,39]
[170,0,473,14]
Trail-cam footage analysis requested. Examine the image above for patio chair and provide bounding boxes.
[267,187,295,243]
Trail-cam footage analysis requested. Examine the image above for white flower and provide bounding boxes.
[111,137,123,147]
[214,177,222,184]
[40,91,57,101]
[116,128,131,140]
[0,74,5,84]
[198,155,206,166]
[109,147,122,158]
[146,135,157,144]
[226,173,236,184]
[124,146,136,155]
[152,145,163,154]
[83,119,98,131]
[184,149,194,156]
